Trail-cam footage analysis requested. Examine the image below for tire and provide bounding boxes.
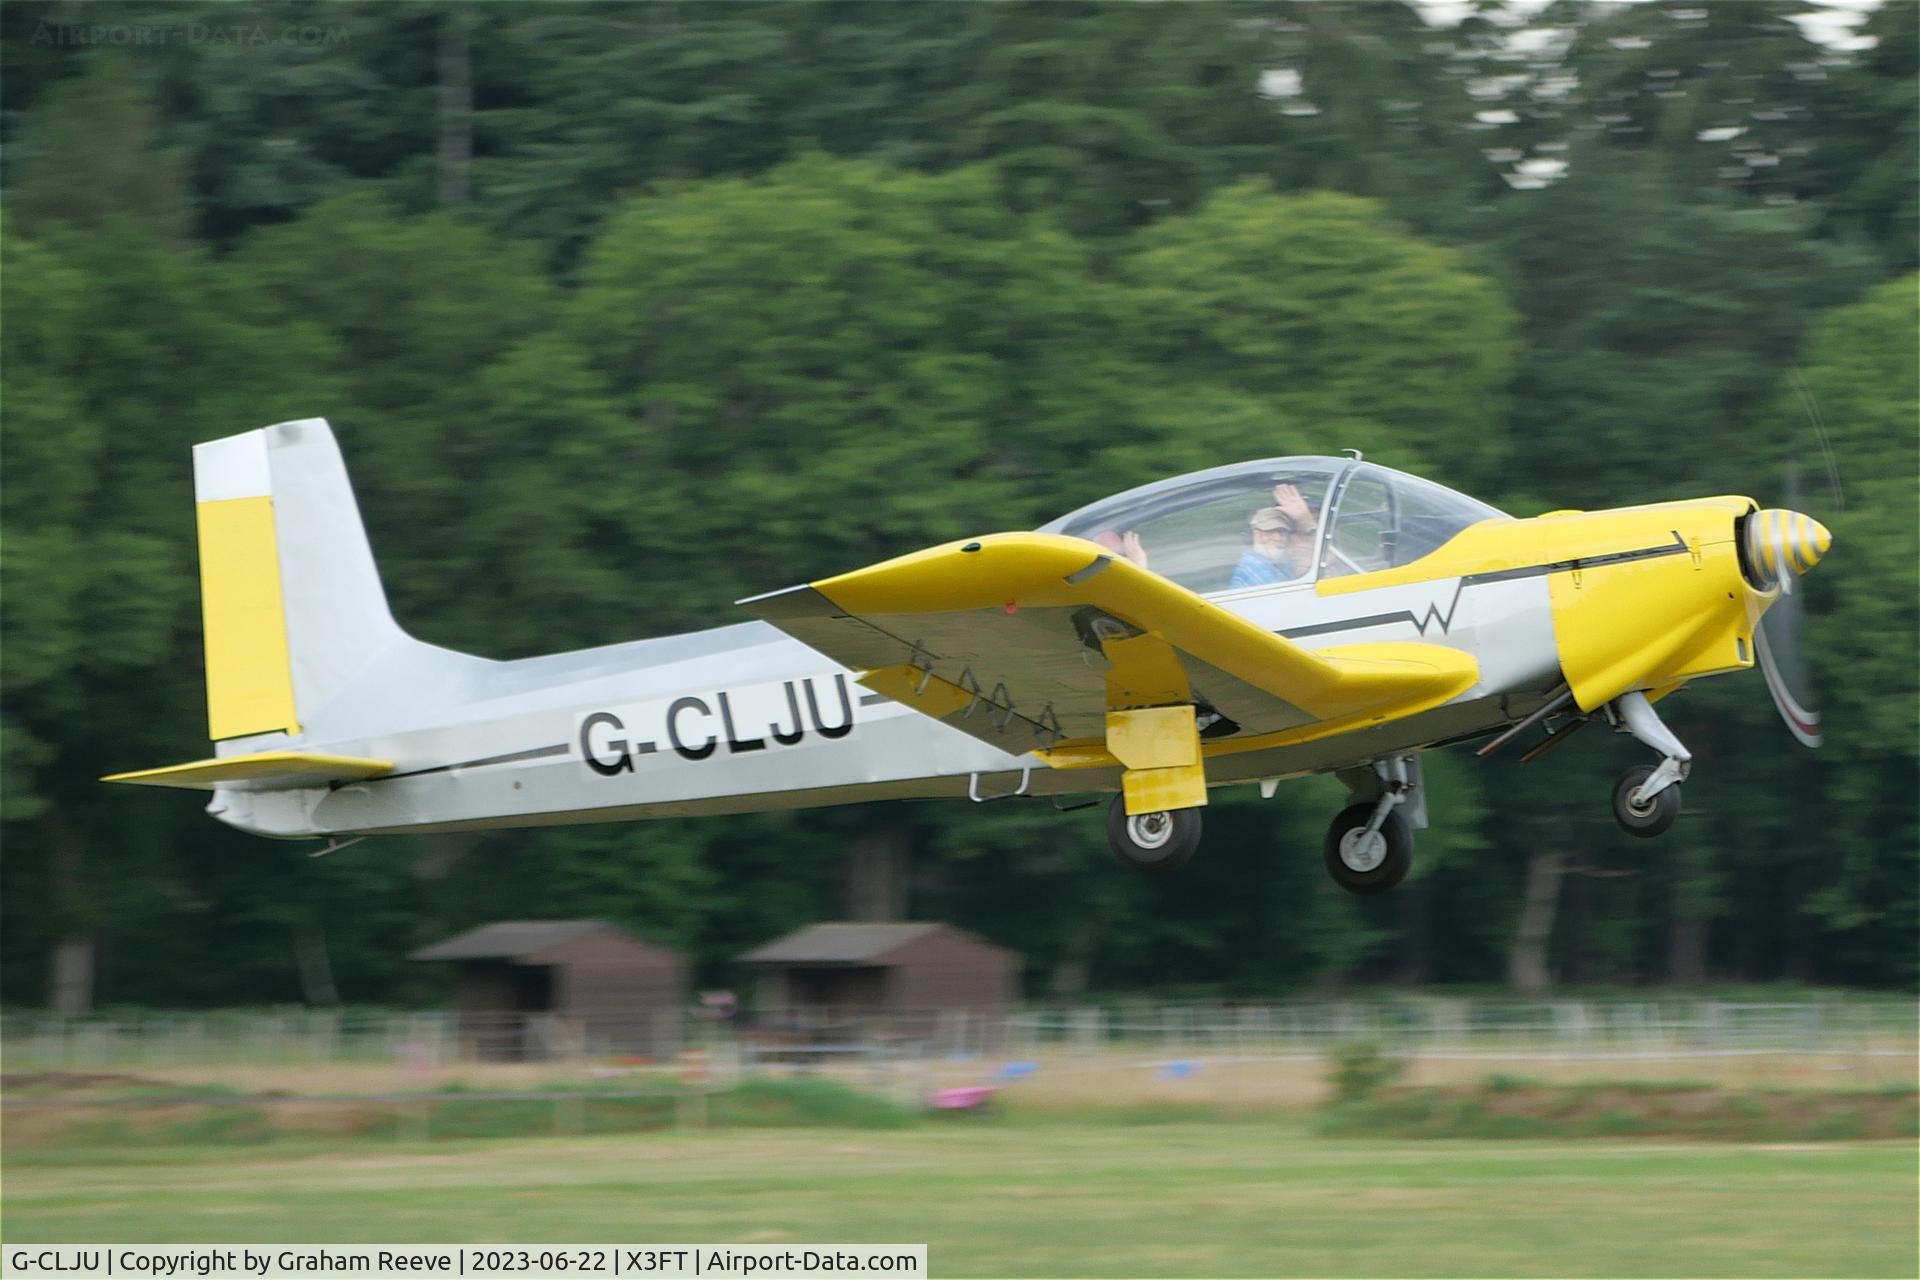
[1106,796,1202,875]
[1612,765,1681,838]
[1322,802,1413,895]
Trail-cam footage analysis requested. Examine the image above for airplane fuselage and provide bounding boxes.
[210,497,1755,839]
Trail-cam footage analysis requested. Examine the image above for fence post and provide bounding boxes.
[1703,1001,1726,1050]
[934,1008,957,1055]
[1071,1007,1098,1056]
[310,1010,337,1064]
[1552,1001,1588,1051]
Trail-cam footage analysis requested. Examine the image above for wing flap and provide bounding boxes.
[102,751,394,792]
[858,663,1064,757]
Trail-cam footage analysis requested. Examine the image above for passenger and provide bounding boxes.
[1228,485,1319,589]
[1090,529,1150,570]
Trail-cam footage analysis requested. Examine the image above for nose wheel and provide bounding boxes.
[1612,764,1681,837]
[1106,796,1201,874]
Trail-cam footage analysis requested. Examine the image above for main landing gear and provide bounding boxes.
[1102,754,1429,894]
[1608,690,1689,838]
[1323,755,1420,895]
[1106,796,1202,874]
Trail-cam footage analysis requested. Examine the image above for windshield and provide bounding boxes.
[1321,465,1507,578]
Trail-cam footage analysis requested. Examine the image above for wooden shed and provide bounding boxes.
[739,922,1020,1034]
[410,920,685,1060]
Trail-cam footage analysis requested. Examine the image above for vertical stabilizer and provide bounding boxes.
[192,418,409,741]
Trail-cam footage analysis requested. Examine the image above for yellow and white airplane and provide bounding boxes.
[106,419,1831,893]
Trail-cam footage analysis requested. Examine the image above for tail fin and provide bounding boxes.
[192,418,409,741]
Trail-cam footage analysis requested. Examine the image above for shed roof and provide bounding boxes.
[410,920,643,963]
[739,922,980,965]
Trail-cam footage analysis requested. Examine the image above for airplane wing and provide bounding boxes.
[739,533,1477,769]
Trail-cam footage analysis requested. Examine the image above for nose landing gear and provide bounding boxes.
[1609,690,1690,838]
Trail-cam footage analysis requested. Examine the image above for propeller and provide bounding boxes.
[1753,551,1822,747]
[1745,400,1840,749]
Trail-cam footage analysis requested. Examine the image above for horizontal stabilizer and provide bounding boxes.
[101,751,394,792]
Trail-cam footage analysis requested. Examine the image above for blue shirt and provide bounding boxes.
[1229,550,1295,590]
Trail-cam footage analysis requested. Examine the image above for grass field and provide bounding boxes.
[5,1121,1915,1277]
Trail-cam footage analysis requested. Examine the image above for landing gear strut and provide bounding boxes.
[1106,796,1201,874]
[1609,691,1689,838]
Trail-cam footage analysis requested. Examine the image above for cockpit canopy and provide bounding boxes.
[1037,457,1506,595]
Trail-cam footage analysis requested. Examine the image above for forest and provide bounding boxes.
[1,0,1914,1012]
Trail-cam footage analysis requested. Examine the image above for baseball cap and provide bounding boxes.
[1249,506,1297,534]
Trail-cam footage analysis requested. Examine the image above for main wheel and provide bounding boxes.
[1612,765,1680,838]
[1106,797,1202,875]
[1323,802,1413,895]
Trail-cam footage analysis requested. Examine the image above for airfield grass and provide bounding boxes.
[6,1121,1916,1278]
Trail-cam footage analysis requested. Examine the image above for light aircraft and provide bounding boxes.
[106,419,1831,893]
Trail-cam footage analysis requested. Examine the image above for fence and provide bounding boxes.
[4,999,1914,1071]
[1005,999,1920,1060]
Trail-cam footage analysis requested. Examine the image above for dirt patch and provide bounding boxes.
[2,1071,164,1092]
[1,1079,905,1150]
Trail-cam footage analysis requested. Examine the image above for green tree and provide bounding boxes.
[0,208,349,1009]
[218,192,630,655]
[1555,1,1836,206]
[1112,184,1519,493]
[1256,1,1498,230]
[1496,156,1877,508]
[565,153,1102,619]
[8,56,191,240]
[927,2,1283,238]
[1803,1,1920,270]
[1784,277,1920,983]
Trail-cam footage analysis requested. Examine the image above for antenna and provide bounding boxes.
[1341,448,1364,461]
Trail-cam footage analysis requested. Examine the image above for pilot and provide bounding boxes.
[1228,484,1320,588]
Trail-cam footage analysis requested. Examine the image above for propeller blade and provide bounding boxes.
[1787,370,1845,514]
[1755,593,1821,748]
[1746,407,1833,748]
